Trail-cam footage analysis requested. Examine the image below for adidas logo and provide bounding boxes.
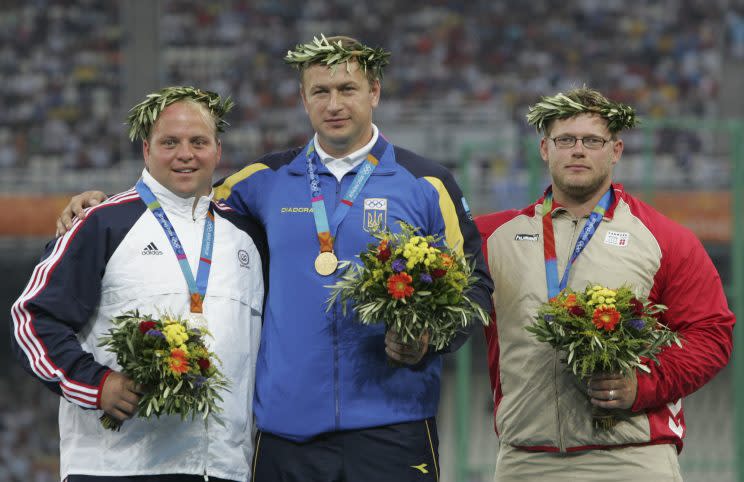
[142,242,163,255]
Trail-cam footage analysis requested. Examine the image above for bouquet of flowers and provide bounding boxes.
[97,310,229,431]
[526,284,682,429]
[326,222,489,353]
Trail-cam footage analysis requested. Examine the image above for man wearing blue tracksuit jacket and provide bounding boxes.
[214,35,493,482]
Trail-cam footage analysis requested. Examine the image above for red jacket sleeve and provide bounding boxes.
[631,205,735,411]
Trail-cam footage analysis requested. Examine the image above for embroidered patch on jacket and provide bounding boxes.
[363,198,387,233]
[604,231,630,247]
[238,249,250,268]
[461,197,473,221]
[514,233,540,242]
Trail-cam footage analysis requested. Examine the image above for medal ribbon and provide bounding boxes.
[303,136,393,253]
[542,188,613,300]
[136,179,215,313]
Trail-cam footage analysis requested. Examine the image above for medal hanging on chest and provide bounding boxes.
[301,136,393,276]
[314,251,339,276]
[136,179,215,314]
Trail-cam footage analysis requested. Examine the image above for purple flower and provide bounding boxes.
[419,273,433,284]
[391,258,406,273]
[184,374,206,388]
[627,318,645,330]
[543,314,555,323]
[146,329,165,338]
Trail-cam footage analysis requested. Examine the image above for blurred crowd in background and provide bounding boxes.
[0,365,59,482]
[0,0,740,171]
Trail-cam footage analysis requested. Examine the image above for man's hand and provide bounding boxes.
[587,371,637,410]
[100,371,144,422]
[55,190,108,237]
[385,329,430,366]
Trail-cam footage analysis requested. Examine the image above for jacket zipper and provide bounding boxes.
[201,398,210,479]
[333,175,342,429]
[555,217,581,452]
[188,207,211,478]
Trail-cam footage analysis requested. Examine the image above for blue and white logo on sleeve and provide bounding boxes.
[461,197,473,221]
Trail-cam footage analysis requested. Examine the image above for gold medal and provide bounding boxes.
[315,251,338,276]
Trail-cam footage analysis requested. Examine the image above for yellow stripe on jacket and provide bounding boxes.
[214,163,269,202]
[423,176,464,255]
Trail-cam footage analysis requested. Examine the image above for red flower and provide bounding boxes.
[138,320,157,334]
[629,298,644,316]
[387,273,414,299]
[168,348,190,375]
[377,247,391,262]
[440,253,454,267]
[569,305,586,317]
[592,307,621,331]
[376,239,392,261]
[562,293,578,308]
[197,358,211,372]
[431,268,447,279]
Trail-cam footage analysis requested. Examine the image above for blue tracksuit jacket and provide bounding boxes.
[215,135,493,441]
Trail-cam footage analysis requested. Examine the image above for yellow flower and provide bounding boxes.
[191,346,209,359]
[588,288,616,309]
[163,323,189,347]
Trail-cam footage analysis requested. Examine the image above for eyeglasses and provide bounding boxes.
[549,135,610,150]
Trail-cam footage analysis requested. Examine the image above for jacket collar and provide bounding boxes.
[287,131,398,176]
[140,168,213,220]
[537,183,624,220]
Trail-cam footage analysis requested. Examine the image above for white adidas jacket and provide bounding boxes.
[11,169,266,481]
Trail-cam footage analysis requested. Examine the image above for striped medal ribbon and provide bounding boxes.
[135,179,215,313]
[542,188,613,300]
[302,136,393,275]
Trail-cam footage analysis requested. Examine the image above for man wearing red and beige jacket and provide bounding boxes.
[476,87,734,481]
